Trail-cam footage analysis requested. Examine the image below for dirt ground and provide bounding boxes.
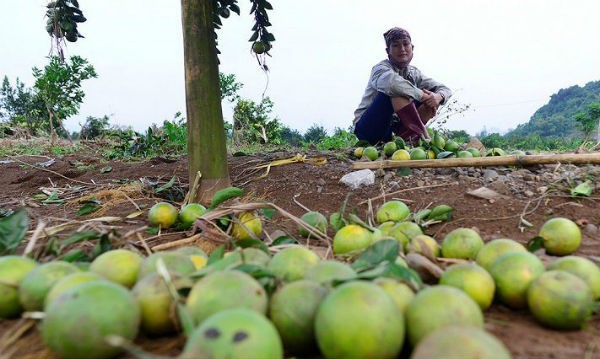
[0,145,599,358]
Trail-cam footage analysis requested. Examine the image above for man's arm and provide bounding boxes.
[370,61,424,101]
[413,68,452,105]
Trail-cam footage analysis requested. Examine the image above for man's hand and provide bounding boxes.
[421,89,442,110]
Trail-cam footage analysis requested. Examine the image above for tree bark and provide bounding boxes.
[181,0,231,205]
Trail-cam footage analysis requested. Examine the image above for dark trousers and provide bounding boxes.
[354,92,395,145]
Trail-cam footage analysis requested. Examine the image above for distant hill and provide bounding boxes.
[506,80,600,138]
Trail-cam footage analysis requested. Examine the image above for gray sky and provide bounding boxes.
[2,1,600,136]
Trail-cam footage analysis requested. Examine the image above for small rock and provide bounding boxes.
[388,181,400,190]
[383,172,395,182]
[339,169,375,189]
[436,168,454,176]
[537,186,548,194]
[524,190,535,197]
[416,180,426,187]
[465,137,485,154]
[483,169,499,180]
[316,178,326,186]
[584,224,598,237]
[375,168,386,178]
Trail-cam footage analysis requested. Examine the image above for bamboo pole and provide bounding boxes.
[353,153,600,170]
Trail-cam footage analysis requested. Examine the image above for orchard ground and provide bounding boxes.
[0,140,599,359]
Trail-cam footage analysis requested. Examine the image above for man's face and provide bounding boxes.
[387,38,413,64]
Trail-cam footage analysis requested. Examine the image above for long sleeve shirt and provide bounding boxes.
[353,59,452,124]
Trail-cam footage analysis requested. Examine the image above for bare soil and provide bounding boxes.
[0,145,599,359]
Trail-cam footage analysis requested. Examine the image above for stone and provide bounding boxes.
[339,169,375,189]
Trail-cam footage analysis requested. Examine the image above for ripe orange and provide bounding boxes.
[269,280,328,355]
[407,234,441,258]
[303,260,356,284]
[363,146,379,161]
[475,238,526,271]
[182,308,283,359]
[186,270,268,325]
[179,203,207,229]
[489,251,545,309]
[373,277,415,314]
[42,281,140,359]
[375,200,410,223]
[527,270,593,329]
[441,228,484,260]
[44,272,104,310]
[148,202,179,229]
[439,263,495,310]
[19,261,80,312]
[315,281,404,359]
[298,211,328,237]
[405,285,484,346]
[547,256,600,300]
[332,224,373,255]
[267,246,320,282]
[388,221,423,251]
[90,249,143,288]
[539,217,582,256]
[391,149,411,161]
[383,141,397,157]
[411,326,511,359]
[231,211,263,240]
[353,147,364,159]
[410,148,427,160]
[0,256,38,318]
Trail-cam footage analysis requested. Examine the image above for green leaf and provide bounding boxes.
[44,237,60,257]
[42,192,64,205]
[155,176,176,193]
[234,264,276,280]
[229,4,240,15]
[527,236,545,252]
[176,303,196,338]
[396,167,411,176]
[427,204,453,221]
[413,209,431,222]
[436,151,456,159]
[208,187,244,209]
[261,207,276,220]
[270,235,296,246]
[571,180,593,197]
[0,209,29,255]
[90,232,112,259]
[100,166,112,173]
[394,137,406,149]
[329,212,345,232]
[60,230,100,247]
[61,248,89,262]
[351,239,400,272]
[207,245,225,265]
[234,238,269,254]
[384,261,424,291]
[76,203,102,216]
[592,300,600,314]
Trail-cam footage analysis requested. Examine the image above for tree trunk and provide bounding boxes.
[47,107,56,146]
[180,0,231,205]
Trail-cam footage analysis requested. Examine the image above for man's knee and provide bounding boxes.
[390,96,413,112]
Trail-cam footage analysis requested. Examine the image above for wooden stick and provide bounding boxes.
[151,233,202,252]
[353,153,600,170]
